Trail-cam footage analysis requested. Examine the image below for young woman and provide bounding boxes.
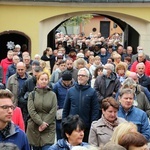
[26,72,57,150]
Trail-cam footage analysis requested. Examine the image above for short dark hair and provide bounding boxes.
[102,97,119,111]
[33,66,43,72]
[93,66,103,78]
[58,60,66,65]
[61,115,85,139]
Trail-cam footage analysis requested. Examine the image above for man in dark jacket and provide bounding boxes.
[53,71,75,140]
[19,66,42,128]
[6,55,20,84]
[94,63,121,116]
[136,62,150,92]
[62,68,99,142]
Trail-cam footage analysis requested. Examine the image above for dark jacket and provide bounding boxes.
[41,54,55,73]
[19,76,37,122]
[0,122,30,150]
[138,74,150,92]
[62,83,99,129]
[99,53,110,65]
[48,139,88,150]
[6,64,16,83]
[66,68,78,82]
[53,78,75,109]
[20,76,37,99]
[94,72,121,106]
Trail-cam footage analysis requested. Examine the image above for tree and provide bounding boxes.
[61,14,93,34]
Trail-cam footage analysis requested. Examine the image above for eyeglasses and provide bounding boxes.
[77,74,88,77]
[0,105,15,110]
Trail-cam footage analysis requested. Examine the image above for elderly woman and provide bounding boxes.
[49,115,88,150]
[115,62,127,83]
[88,97,126,147]
[73,58,87,70]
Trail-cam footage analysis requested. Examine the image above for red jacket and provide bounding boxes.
[130,60,150,76]
[1,58,13,84]
[12,107,25,131]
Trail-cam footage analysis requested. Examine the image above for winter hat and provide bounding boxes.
[62,71,72,81]
[32,60,40,66]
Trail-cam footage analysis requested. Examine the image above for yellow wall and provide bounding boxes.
[1,2,150,56]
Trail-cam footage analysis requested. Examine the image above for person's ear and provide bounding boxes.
[65,133,69,139]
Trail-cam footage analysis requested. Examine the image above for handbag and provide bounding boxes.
[56,109,63,120]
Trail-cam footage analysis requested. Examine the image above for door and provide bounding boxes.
[100,21,110,38]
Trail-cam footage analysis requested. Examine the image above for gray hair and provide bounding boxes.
[122,77,137,88]
[119,88,134,97]
[136,62,145,70]
[78,68,90,78]
[105,63,115,72]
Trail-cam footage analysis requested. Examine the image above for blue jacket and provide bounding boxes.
[48,139,88,150]
[99,53,110,65]
[62,83,99,129]
[0,122,30,150]
[6,64,16,83]
[118,105,150,141]
[53,78,75,109]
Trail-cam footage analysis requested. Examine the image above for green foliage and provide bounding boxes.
[61,14,93,34]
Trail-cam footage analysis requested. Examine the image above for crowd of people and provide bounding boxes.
[0,31,150,150]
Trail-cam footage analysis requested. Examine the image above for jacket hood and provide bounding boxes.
[34,86,51,92]
[102,72,117,81]
[6,122,20,139]
[75,82,91,91]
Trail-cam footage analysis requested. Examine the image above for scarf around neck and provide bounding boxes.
[102,115,119,130]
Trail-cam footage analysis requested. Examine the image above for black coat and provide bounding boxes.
[41,55,55,73]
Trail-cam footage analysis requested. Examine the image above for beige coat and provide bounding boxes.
[26,87,57,147]
[6,73,31,106]
[88,117,126,147]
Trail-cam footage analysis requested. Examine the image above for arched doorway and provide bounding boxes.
[47,14,139,53]
[0,31,31,61]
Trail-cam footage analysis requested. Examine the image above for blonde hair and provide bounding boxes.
[111,122,137,144]
[37,72,49,81]
[74,58,87,69]
[94,56,101,60]
[40,60,46,69]
[121,77,137,89]
[113,53,121,59]
[115,62,127,73]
